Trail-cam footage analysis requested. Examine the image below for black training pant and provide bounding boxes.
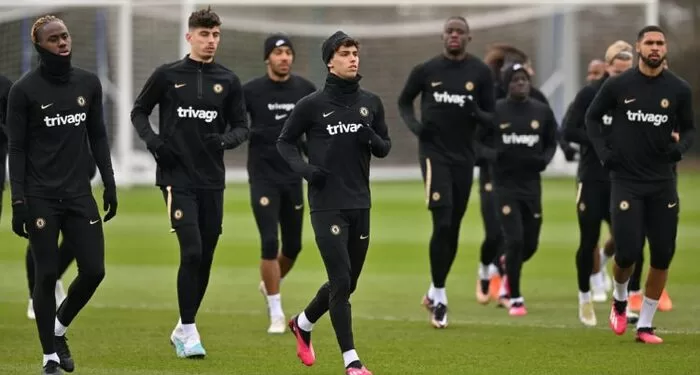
[611,180,678,271]
[496,191,543,299]
[419,157,474,288]
[162,186,224,325]
[250,180,304,261]
[26,241,75,297]
[628,171,679,291]
[574,180,611,293]
[26,195,105,355]
[478,165,503,267]
[303,209,370,353]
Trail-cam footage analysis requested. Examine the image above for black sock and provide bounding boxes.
[480,279,490,294]
[295,317,312,346]
[346,360,363,369]
[613,299,627,314]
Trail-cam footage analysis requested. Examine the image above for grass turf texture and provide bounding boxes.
[1,175,700,374]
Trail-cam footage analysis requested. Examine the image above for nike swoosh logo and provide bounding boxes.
[431,82,442,87]
[294,204,303,210]
[90,219,100,224]
[668,202,677,208]
[499,123,510,129]
[275,114,288,120]
[360,234,369,239]
[41,104,53,109]
[174,83,186,88]
[624,98,635,104]
[322,111,334,118]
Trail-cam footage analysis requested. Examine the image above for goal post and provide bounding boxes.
[0,0,659,186]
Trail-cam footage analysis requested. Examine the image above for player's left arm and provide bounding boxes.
[668,83,696,160]
[86,77,118,222]
[0,78,11,198]
[474,111,498,162]
[297,81,318,158]
[0,77,10,135]
[541,107,559,166]
[477,67,496,113]
[585,77,618,166]
[469,67,496,127]
[210,75,249,150]
[6,84,30,237]
[362,96,391,158]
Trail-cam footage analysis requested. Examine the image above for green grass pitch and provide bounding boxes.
[1,175,700,374]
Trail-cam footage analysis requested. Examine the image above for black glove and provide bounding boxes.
[203,133,226,151]
[151,143,179,170]
[665,145,682,163]
[417,123,436,139]
[601,153,621,171]
[11,200,28,238]
[103,187,118,222]
[305,166,330,189]
[564,147,577,162]
[357,126,375,146]
[525,157,548,172]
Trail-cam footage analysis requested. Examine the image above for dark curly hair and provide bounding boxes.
[188,6,222,29]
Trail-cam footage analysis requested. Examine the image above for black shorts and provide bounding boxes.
[495,192,543,259]
[610,180,679,269]
[161,187,224,236]
[576,180,611,225]
[25,195,104,258]
[310,209,371,278]
[250,180,305,260]
[420,157,474,209]
[250,180,304,214]
[26,195,101,228]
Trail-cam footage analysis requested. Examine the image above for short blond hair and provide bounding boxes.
[605,40,633,64]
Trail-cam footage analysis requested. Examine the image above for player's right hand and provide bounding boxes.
[153,143,179,170]
[664,145,682,163]
[306,166,330,189]
[563,147,578,162]
[11,200,29,238]
[602,154,620,171]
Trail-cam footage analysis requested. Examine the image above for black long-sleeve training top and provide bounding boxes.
[7,67,115,202]
[477,83,551,168]
[398,54,495,165]
[277,73,391,212]
[585,68,695,183]
[0,74,12,191]
[131,56,249,189]
[563,74,612,182]
[244,74,316,184]
[478,97,558,198]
